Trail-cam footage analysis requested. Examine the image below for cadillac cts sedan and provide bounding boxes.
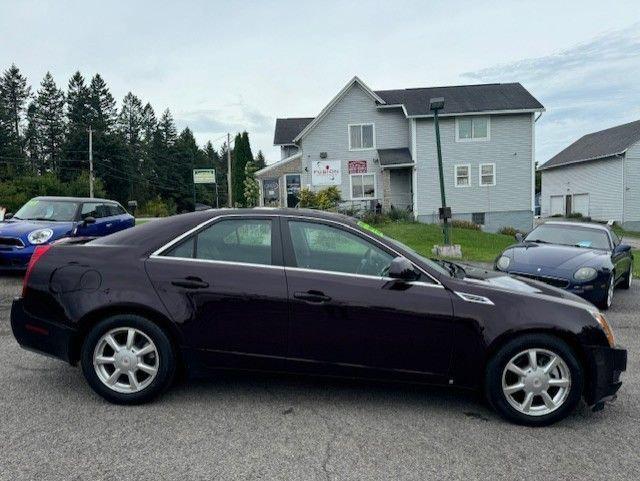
[11,209,626,426]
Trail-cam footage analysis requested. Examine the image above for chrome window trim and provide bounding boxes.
[148,212,443,287]
[148,255,284,271]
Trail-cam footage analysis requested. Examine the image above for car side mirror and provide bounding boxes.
[515,232,524,242]
[613,243,631,254]
[83,216,96,225]
[388,256,420,282]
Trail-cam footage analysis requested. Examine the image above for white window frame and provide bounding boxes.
[454,164,471,188]
[479,163,496,186]
[455,116,490,142]
[348,123,376,151]
[349,172,377,200]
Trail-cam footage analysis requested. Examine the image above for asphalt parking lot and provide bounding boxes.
[0,275,638,481]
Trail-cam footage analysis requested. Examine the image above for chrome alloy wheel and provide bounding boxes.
[93,327,159,394]
[501,348,571,416]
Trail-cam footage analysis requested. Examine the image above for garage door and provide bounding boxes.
[573,194,589,217]
[550,195,564,216]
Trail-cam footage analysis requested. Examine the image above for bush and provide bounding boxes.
[298,186,341,210]
[388,206,414,222]
[566,212,583,219]
[498,226,519,236]
[451,219,481,230]
[137,196,177,217]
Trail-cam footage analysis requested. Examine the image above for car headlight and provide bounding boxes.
[590,309,615,347]
[27,228,54,245]
[574,266,597,281]
[496,256,511,270]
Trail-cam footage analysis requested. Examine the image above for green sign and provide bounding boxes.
[193,169,216,184]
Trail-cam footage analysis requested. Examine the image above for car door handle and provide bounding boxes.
[171,277,209,289]
[294,290,331,303]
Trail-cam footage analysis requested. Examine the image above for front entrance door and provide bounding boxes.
[565,195,572,215]
[285,174,301,208]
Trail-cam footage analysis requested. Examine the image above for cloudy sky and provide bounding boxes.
[1,0,639,165]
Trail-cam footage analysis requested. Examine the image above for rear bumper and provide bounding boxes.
[10,297,76,364]
[583,344,627,406]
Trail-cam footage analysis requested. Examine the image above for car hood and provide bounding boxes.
[506,243,608,270]
[0,219,76,238]
[461,265,591,305]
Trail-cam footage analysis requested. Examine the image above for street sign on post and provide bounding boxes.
[193,169,216,184]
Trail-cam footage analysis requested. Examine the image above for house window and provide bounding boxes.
[472,212,485,225]
[349,124,375,150]
[456,117,489,141]
[479,163,496,186]
[350,173,376,199]
[454,164,470,187]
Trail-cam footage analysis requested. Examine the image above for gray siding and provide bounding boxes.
[540,156,623,222]
[299,84,409,202]
[624,140,640,228]
[280,145,298,159]
[414,113,534,229]
[417,210,532,233]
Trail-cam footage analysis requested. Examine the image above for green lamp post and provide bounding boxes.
[429,97,450,245]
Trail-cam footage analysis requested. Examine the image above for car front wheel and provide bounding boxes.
[485,334,583,426]
[80,314,176,404]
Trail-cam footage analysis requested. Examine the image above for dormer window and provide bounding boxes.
[456,117,490,142]
[349,123,375,150]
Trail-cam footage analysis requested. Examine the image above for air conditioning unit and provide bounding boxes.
[319,152,327,159]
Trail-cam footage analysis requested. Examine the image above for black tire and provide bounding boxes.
[485,334,584,426]
[620,265,633,290]
[80,314,176,404]
[597,274,615,310]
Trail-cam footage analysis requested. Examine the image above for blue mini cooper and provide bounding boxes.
[0,196,134,270]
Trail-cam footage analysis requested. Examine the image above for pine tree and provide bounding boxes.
[63,71,91,180]
[35,72,66,173]
[24,101,42,173]
[243,158,260,207]
[0,64,31,157]
[254,150,266,170]
[88,74,116,133]
[231,131,253,206]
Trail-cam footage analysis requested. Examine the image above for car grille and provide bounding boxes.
[511,272,570,289]
[0,237,24,249]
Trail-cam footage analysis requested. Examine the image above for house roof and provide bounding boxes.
[273,117,314,145]
[539,119,640,171]
[254,152,302,178]
[374,82,543,117]
[275,78,543,145]
[377,148,413,166]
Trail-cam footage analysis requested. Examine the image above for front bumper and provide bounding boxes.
[10,297,76,363]
[0,245,35,270]
[583,344,627,407]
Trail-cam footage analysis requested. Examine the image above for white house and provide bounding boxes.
[256,76,544,232]
[539,119,640,231]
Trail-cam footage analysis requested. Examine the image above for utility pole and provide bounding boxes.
[227,132,232,207]
[88,126,94,198]
[429,97,450,245]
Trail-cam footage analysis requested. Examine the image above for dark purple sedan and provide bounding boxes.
[11,209,626,426]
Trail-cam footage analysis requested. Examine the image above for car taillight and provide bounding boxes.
[22,244,52,297]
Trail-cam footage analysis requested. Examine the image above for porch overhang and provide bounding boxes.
[377,148,414,169]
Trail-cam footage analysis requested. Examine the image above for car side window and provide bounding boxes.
[107,204,125,216]
[162,219,272,265]
[288,221,393,276]
[610,231,620,247]
[81,202,100,219]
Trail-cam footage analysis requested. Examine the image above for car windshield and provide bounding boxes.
[13,199,79,222]
[357,221,452,277]
[524,224,611,250]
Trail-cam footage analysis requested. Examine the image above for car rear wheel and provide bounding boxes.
[80,314,176,404]
[485,334,583,426]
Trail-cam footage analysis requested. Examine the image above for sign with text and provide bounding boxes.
[311,160,341,186]
[348,160,367,174]
[193,169,216,184]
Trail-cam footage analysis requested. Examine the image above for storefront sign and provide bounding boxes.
[311,160,341,186]
[193,169,216,184]
[348,160,367,174]
[263,179,279,198]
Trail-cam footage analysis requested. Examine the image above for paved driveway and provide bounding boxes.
[0,275,638,480]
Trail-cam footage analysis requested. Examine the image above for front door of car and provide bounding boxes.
[610,231,632,282]
[77,202,109,236]
[145,216,290,370]
[282,218,455,380]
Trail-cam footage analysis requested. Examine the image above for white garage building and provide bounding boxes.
[539,119,640,231]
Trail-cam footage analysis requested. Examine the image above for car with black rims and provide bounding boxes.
[495,221,634,309]
[11,209,626,426]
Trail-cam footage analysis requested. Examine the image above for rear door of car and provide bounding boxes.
[145,214,290,370]
[281,217,455,381]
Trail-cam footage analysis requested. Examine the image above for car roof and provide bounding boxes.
[541,220,612,232]
[33,196,120,203]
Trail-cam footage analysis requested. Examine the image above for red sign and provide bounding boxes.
[348,160,367,174]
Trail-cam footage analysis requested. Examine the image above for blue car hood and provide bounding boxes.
[0,219,76,238]
[507,243,608,271]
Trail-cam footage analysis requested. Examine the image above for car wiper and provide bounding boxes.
[524,239,549,244]
[27,217,59,221]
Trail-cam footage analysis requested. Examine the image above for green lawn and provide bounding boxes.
[374,220,640,275]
